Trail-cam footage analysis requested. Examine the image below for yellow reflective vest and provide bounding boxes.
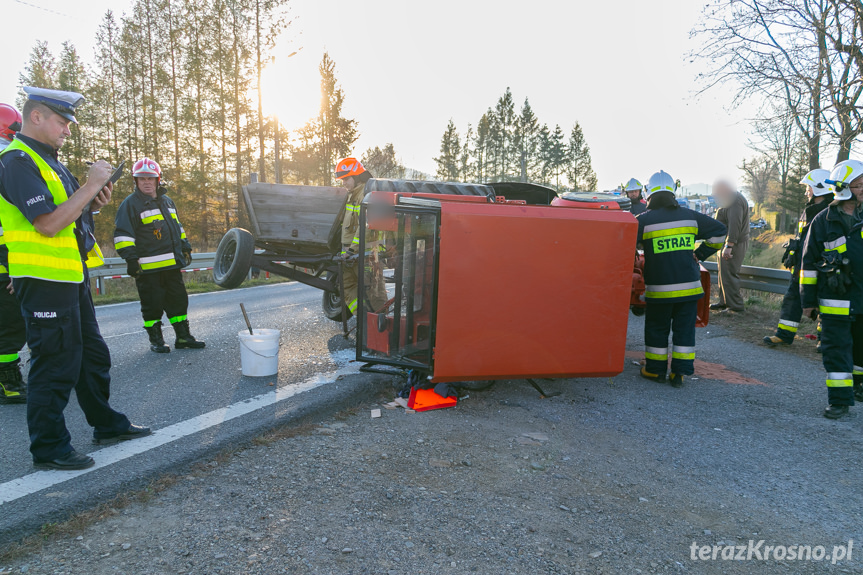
[0,138,85,283]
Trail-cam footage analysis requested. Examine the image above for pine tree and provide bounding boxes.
[361,144,405,179]
[17,41,57,108]
[566,123,597,191]
[56,42,91,177]
[435,119,461,181]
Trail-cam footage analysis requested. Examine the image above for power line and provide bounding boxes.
[11,0,73,19]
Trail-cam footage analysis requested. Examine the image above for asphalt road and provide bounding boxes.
[0,282,391,545]
[2,283,862,561]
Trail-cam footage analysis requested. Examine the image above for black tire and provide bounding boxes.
[213,228,255,289]
[321,271,352,322]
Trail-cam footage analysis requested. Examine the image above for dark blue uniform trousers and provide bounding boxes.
[774,274,804,342]
[644,299,698,376]
[819,314,861,407]
[0,279,26,364]
[14,272,130,461]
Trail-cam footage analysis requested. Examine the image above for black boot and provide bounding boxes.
[173,320,205,349]
[0,363,26,404]
[144,322,171,353]
[824,405,850,419]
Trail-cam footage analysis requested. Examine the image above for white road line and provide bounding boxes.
[0,350,360,506]
[103,331,143,339]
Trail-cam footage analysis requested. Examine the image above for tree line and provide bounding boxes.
[692,0,862,230]
[16,0,364,252]
[434,88,598,191]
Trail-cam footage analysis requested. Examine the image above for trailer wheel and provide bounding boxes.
[213,228,254,289]
[322,271,352,322]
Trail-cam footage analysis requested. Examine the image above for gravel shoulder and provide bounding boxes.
[1,315,861,575]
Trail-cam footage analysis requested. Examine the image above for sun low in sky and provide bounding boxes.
[4,0,757,191]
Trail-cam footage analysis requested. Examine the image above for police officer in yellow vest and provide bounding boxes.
[0,88,150,470]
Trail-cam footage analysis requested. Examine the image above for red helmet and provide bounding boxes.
[132,157,162,179]
[0,103,22,142]
[334,157,366,180]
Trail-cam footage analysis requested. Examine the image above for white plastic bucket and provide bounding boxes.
[238,329,281,377]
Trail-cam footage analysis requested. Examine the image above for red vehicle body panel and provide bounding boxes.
[431,202,638,383]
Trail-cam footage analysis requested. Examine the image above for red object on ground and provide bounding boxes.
[407,387,458,411]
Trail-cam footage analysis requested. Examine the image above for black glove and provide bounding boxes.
[183,249,193,267]
[126,259,141,278]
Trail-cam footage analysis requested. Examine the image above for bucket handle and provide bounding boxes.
[239,337,281,359]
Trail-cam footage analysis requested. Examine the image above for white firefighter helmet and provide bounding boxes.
[826,160,863,201]
[645,170,676,197]
[623,178,643,192]
[799,168,833,196]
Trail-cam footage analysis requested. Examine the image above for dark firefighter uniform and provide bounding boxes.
[800,204,863,409]
[769,199,830,344]
[0,125,141,464]
[0,216,27,403]
[114,182,205,352]
[637,189,727,385]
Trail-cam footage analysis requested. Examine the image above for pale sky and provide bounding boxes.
[4,0,759,190]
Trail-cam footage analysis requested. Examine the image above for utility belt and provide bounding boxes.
[817,250,853,295]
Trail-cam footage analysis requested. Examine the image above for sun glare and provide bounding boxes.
[261,48,321,135]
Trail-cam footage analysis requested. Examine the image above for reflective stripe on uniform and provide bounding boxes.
[853,365,863,376]
[800,270,817,285]
[826,372,853,387]
[642,220,699,240]
[819,298,850,316]
[347,299,358,313]
[144,319,160,328]
[140,209,164,224]
[704,234,726,249]
[345,204,360,213]
[823,237,847,253]
[139,252,177,270]
[645,280,703,299]
[778,319,799,333]
[351,236,360,245]
[114,235,136,250]
[169,315,187,324]
[0,352,18,363]
[671,345,695,360]
[644,346,668,361]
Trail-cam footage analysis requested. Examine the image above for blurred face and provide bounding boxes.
[340,176,355,190]
[805,186,815,201]
[137,176,158,197]
[626,189,641,201]
[712,181,734,207]
[26,107,72,150]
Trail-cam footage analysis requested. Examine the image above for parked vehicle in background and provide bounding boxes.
[677,197,690,209]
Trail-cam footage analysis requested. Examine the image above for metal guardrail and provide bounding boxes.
[701,261,791,295]
[90,252,217,294]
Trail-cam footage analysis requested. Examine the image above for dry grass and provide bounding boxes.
[708,287,822,363]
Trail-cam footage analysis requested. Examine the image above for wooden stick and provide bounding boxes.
[240,303,254,335]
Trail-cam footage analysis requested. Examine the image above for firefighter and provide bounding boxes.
[0,87,150,470]
[334,157,387,315]
[763,169,833,347]
[0,103,27,404]
[801,159,863,419]
[636,170,727,387]
[114,158,205,353]
[623,178,647,216]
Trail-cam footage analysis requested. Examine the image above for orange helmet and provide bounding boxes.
[334,157,366,180]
